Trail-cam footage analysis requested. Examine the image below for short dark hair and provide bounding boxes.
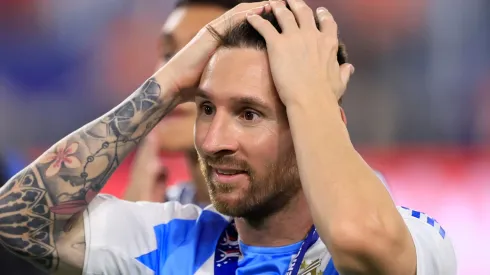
[208,8,348,104]
[175,0,257,10]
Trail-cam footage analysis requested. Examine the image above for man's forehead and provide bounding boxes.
[199,48,275,100]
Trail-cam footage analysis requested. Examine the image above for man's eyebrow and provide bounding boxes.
[196,89,269,109]
[229,96,268,109]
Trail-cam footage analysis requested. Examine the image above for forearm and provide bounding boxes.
[0,75,179,271]
[286,98,414,274]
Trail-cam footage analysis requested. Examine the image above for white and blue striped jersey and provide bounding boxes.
[82,195,456,275]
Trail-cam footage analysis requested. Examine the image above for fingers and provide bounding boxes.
[229,1,270,22]
[249,0,318,36]
[232,1,270,13]
[339,63,355,92]
[286,0,316,30]
[246,12,280,40]
[316,7,339,58]
[209,1,270,35]
[316,7,337,38]
[269,0,299,32]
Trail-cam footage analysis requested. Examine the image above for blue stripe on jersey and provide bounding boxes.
[324,258,339,275]
[405,207,446,239]
[439,226,446,239]
[136,209,341,274]
[427,216,435,226]
[136,210,229,274]
[411,210,421,219]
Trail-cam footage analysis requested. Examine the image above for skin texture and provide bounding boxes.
[196,48,301,220]
[196,48,314,247]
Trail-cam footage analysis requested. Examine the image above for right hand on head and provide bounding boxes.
[156,1,272,101]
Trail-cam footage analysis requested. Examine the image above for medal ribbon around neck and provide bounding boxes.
[214,221,319,275]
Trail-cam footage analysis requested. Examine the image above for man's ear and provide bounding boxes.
[340,107,347,125]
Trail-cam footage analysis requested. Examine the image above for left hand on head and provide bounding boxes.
[246,0,354,107]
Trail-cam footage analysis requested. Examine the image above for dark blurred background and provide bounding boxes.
[0,0,488,274]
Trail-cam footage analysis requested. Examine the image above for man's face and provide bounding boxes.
[154,5,226,151]
[195,48,301,218]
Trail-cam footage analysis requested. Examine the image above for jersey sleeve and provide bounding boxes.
[82,194,202,275]
[397,206,457,275]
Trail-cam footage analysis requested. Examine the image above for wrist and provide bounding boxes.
[285,91,341,119]
[286,93,351,144]
[284,87,339,111]
[152,68,182,103]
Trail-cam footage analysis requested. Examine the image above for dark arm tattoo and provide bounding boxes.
[0,78,179,272]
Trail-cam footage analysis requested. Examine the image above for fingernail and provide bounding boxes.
[350,65,355,75]
[270,0,283,5]
[317,7,328,13]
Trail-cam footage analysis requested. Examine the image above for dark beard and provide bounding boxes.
[198,149,301,223]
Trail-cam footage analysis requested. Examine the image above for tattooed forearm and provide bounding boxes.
[0,77,179,271]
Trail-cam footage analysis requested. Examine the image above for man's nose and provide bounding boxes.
[200,113,239,158]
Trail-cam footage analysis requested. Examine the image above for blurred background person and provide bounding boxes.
[0,0,488,274]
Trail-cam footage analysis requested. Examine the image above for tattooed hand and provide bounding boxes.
[157,1,272,100]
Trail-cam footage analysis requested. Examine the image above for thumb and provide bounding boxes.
[339,63,354,90]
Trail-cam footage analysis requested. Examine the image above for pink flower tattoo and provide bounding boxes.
[39,140,81,177]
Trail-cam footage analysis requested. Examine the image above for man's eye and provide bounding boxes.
[201,104,214,115]
[242,110,259,121]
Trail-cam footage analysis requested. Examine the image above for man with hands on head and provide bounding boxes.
[0,1,456,274]
[123,0,392,206]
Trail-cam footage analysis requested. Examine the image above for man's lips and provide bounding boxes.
[209,165,249,184]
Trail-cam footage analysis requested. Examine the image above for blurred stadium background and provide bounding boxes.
[0,0,488,274]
